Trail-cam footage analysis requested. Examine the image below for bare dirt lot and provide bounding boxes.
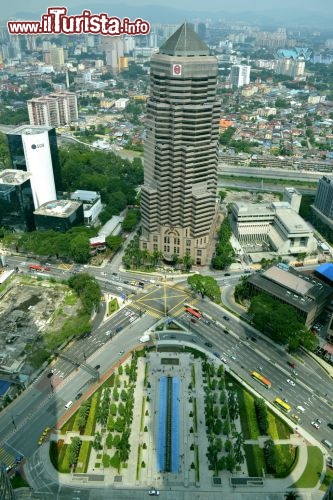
[0,276,78,376]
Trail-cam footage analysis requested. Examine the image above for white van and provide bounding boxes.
[297,405,305,413]
[64,400,73,409]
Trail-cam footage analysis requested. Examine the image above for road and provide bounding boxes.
[218,165,323,182]
[1,256,332,497]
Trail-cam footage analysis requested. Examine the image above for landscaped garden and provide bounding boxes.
[50,352,139,474]
[49,347,305,485]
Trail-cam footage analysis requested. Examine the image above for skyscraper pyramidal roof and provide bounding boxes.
[159,22,210,57]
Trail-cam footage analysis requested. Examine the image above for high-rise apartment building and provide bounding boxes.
[27,92,78,127]
[101,36,124,73]
[7,125,62,208]
[140,23,220,265]
[230,65,251,87]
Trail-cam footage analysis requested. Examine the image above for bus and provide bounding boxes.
[251,371,272,389]
[274,398,291,413]
[28,264,51,272]
[184,307,202,319]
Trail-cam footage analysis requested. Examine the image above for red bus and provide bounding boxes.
[185,307,202,319]
[251,370,272,389]
[28,264,51,272]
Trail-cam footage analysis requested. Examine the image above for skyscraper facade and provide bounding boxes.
[140,23,220,265]
[312,176,333,230]
[7,125,62,208]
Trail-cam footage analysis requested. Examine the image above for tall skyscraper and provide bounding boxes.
[7,125,62,208]
[140,23,220,265]
[312,176,333,229]
[230,64,251,87]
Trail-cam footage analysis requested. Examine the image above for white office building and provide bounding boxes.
[230,65,251,87]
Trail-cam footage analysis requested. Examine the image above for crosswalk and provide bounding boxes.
[0,446,15,468]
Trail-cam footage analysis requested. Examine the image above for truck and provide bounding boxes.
[139,334,150,343]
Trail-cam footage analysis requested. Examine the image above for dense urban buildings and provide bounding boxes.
[6,125,61,208]
[140,23,220,265]
[27,92,78,127]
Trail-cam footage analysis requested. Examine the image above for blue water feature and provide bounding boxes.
[171,377,180,472]
[157,376,167,472]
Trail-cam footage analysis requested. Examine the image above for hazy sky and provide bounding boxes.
[3,0,332,19]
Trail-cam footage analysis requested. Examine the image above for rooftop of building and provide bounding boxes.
[315,263,333,284]
[248,264,333,312]
[34,199,82,218]
[8,125,54,135]
[159,22,210,57]
[0,169,31,186]
[70,190,100,203]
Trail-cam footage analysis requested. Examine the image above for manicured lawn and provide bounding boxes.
[244,444,265,477]
[267,411,292,439]
[274,444,298,478]
[75,441,92,473]
[108,298,119,316]
[292,446,323,488]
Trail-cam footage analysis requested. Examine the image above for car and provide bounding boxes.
[105,330,112,336]
[297,405,306,413]
[311,421,320,429]
[203,319,211,325]
[250,336,257,342]
[287,379,296,387]
[117,286,123,291]
[190,318,196,323]
[204,342,213,348]
[115,326,123,333]
[95,364,100,370]
[282,398,288,403]
[220,357,228,364]
[148,490,160,496]
[47,371,54,378]
[292,414,300,422]
[328,423,333,430]
[118,350,124,355]
[213,352,220,358]
[230,355,237,361]
[316,418,322,424]
[223,315,230,321]
[75,393,83,400]
[191,338,197,343]
[292,370,298,376]
[287,361,296,369]
[258,366,263,372]
[112,272,117,276]
[224,273,230,276]
[223,329,229,334]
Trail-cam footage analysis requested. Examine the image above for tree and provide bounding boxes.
[187,274,221,303]
[211,218,235,270]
